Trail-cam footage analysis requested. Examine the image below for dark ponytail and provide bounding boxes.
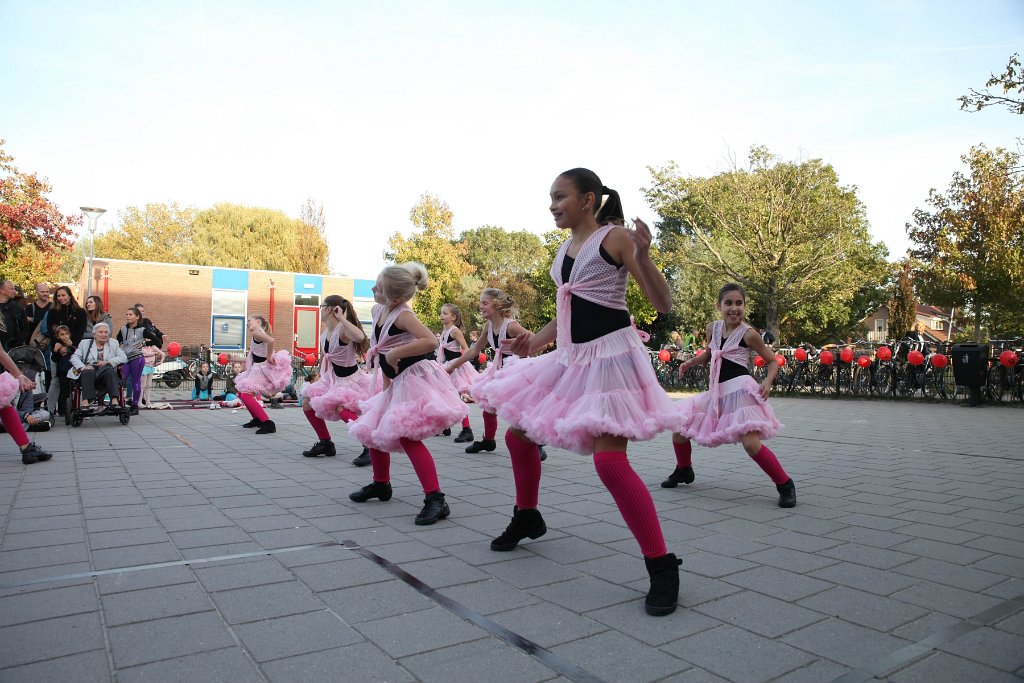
[558,168,625,225]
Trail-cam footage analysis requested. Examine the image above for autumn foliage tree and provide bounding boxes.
[887,260,918,341]
[0,139,78,286]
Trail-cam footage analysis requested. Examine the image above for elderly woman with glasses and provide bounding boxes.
[70,322,128,410]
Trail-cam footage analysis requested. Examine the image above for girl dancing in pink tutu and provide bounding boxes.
[235,315,291,434]
[473,168,685,616]
[348,263,468,525]
[0,334,52,465]
[437,303,477,442]
[665,283,795,507]
[300,295,374,461]
[445,288,528,454]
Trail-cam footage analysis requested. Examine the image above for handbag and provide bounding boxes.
[68,340,93,379]
[30,310,49,348]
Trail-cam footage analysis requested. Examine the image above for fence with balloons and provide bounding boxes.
[652,338,1024,404]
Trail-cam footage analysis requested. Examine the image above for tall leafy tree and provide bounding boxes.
[887,260,918,341]
[458,226,547,330]
[92,203,198,264]
[645,146,888,344]
[0,140,78,286]
[386,193,475,324]
[908,145,1024,340]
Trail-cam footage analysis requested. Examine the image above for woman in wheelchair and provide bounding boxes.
[69,322,127,411]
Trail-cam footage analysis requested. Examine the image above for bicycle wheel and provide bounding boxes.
[813,368,835,395]
[922,369,939,400]
[874,366,894,397]
[895,366,916,397]
[938,366,958,400]
[853,367,872,396]
[987,366,1006,402]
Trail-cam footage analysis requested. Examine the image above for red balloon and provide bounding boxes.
[820,350,834,365]
[907,350,925,366]
[775,354,786,367]
[167,342,181,357]
[217,352,229,366]
[877,346,892,361]
[794,348,808,362]
[304,353,316,366]
[930,353,948,368]
[754,355,765,368]
[840,348,854,363]
[478,353,487,365]
[658,349,672,363]
[1000,350,1019,368]
[857,355,871,368]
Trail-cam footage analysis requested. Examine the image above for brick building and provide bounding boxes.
[76,258,376,356]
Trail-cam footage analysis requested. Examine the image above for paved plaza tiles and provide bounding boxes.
[0,397,1022,682]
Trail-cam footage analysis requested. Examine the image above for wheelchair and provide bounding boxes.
[66,364,131,427]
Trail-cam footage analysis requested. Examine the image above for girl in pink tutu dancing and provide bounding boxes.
[300,295,374,461]
[0,334,52,465]
[437,303,477,442]
[665,283,795,507]
[445,288,528,454]
[348,262,468,525]
[235,315,291,434]
[473,168,685,616]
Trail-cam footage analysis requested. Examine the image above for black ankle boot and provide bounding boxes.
[303,440,336,457]
[661,466,695,488]
[349,481,392,502]
[415,491,450,525]
[490,506,547,551]
[465,439,496,454]
[352,447,371,467]
[776,479,796,508]
[441,428,452,436]
[242,418,261,428]
[255,419,276,434]
[644,553,681,616]
[453,427,474,443]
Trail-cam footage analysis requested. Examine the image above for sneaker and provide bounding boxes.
[242,418,261,428]
[453,427,474,443]
[21,443,52,465]
[209,403,221,410]
[302,440,336,457]
[465,439,497,454]
[352,447,371,467]
[644,553,681,616]
[490,506,546,551]
[255,419,276,434]
[415,491,450,525]
[349,481,393,502]
[661,466,695,488]
[776,479,796,508]
[269,399,283,410]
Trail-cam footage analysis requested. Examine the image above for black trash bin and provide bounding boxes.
[951,343,989,406]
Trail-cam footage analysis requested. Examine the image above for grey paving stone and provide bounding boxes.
[401,637,555,683]
[661,624,813,683]
[233,609,363,662]
[0,649,110,683]
[85,515,161,533]
[1,527,86,550]
[115,645,263,683]
[797,585,930,631]
[694,590,826,637]
[484,554,584,589]
[437,578,540,616]
[551,630,689,682]
[892,580,1005,618]
[167,526,253,549]
[4,514,82,534]
[588,599,720,646]
[260,641,416,683]
[891,537,993,565]
[87,526,172,550]
[888,651,1022,683]
[101,581,213,626]
[0,583,98,627]
[95,564,195,595]
[193,557,296,592]
[677,550,757,578]
[938,625,1024,671]
[771,659,852,683]
[781,617,911,667]
[808,562,920,596]
[289,557,393,592]
[894,556,1006,592]
[721,565,832,601]
[0,612,105,668]
[107,611,237,668]
[353,606,487,658]
[0,543,90,572]
[210,580,325,624]
[489,602,607,648]
[90,542,183,570]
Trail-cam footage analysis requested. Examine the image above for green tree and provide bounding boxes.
[0,140,77,287]
[386,194,475,324]
[92,203,199,264]
[908,145,1024,340]
[959,53,1024,115]
[458,226,547,330]
[297,197,331,275]
[886,260,918,341]
[645,146,889,344]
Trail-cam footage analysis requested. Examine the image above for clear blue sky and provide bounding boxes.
[2,1,1020,277]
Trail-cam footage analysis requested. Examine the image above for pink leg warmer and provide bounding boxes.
[370,449,390,483]
[673,439,692,468]
[339,408,359,423]
[304,409,331,440]
[239,393,268,422]
[399,438,440,494]
[594,451,667,558]
[462,416,471,429]
[483,411,498,440]
[1,406,30,448]
[506,429,542,509]
[750,445,789,485]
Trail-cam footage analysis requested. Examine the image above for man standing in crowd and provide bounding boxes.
[0,279,27,349]
[24,283,52,384]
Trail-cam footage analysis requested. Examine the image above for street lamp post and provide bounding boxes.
[80,207,107,299]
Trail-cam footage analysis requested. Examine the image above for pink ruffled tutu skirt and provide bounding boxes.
[0,372,19,406]
[350,360,468,452]
[470,355,519,413]
[445,360,479,396]
[235,350,292,395]
[303,369,374,421]
[472,326,683,454]
[675,375,782,447]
